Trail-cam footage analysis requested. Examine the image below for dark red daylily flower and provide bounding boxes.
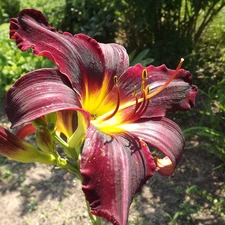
[0,9,198,225]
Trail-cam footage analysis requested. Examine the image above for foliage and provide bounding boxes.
[61,0,125,43]
[19,0,65,28]
[0,23,54,99]
[121,0,225,67]
[184,76,225,167]
[0,0,225,168]
[182,6,225,167]
[129,49,154,66]
[0,0,20,23]
[164,184,225,224]
[1,0,224,67]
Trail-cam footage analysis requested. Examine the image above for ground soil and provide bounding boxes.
[0,102,225,225]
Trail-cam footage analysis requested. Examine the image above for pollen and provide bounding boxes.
[141,69,148,92]
[114,75,118,85]
[142,69,148,80]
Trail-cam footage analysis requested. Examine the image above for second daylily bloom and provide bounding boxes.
[0,9,198,225]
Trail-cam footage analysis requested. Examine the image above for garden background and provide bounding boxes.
[0,0,225,224]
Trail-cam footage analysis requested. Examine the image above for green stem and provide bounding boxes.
[65,160,82,180]
[57,157,82,180]
[94,216,102,225]
[85,200,102,225]
[52,132,101,224]
[52,132,69,149]
[52,132,79,161]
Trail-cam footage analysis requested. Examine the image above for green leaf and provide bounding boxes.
[130,49,150,65]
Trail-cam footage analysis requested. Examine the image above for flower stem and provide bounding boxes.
[52,132,79,161]
[52,130,101,224]
[85,200,102,225]
[94,216,102,225]
[57,157,82,180]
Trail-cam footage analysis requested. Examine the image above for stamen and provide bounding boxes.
[120,86,140,123]
[121,84,150,124]
[95,59,184,124]
[136,88,147,115]
[131,86,140,113]
[142,69,148,80]
[128,85,150,122]
[101,76,120,121]
[117,58,184,111]
[114,75,118,85]
[141,69,148,91]
[136,85,150,118]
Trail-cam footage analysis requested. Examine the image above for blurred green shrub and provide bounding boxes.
[1,0,224,69]
[121,0,225,67]
[184,76,225,167]
[20,0,65,28]
[0,23,54,99]
[129,49,154,67]
[0,0,20,23]
[60,0,125,43]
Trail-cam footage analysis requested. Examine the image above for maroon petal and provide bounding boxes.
[5,68,85,128]
[16,124,36,139]
[99,42,129,78]
[120,117,184,174]
[10,9,129,98]
[80,125,156,225]
[144,65,198,117]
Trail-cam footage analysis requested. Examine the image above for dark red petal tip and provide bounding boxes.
[18,9,49,25]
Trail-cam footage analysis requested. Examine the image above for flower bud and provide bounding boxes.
[45,112,57,132]
[36,127,56,153]
[0,126,56,165]
[32,117,46,128]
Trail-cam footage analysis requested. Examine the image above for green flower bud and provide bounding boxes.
[45,112,57,132]
[32,117,46,128]
[36,127,56,153]
[0,127,57,165]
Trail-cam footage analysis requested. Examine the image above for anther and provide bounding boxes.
[114,76,118,86]
[145,85,150,95]
[142,69,148,80]
[141,69,148,91]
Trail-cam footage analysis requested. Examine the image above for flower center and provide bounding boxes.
[91,58,184,132]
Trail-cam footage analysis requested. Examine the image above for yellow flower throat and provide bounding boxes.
[85,59,184,133]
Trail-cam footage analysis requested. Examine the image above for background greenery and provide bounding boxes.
[0,0,225,224]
